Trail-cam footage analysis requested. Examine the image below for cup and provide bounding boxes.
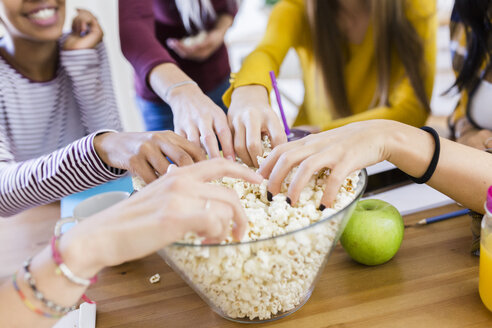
[55,191,130,236]
[288,128,311,141]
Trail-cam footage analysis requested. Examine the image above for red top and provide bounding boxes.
[119,0,237,102]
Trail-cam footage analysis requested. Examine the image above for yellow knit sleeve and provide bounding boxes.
[222,0,306,107]
[321,0,437,130]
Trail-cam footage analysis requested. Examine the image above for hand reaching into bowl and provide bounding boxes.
[259,119,492,214]
[0,159,262,327]
[94,130,207,184]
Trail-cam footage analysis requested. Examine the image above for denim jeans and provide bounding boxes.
[136,77,230,132]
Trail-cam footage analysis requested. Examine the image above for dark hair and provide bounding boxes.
[451,0,492,92]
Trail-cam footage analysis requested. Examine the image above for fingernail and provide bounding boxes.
[286,197,292,206]
[319,204,326,211]
[227,155,235,161]
[267,191,273,202]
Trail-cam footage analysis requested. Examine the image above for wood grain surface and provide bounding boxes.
[1,202,492,327]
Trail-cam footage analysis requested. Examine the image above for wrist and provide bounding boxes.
[59,229,105,280]
[93,132,115,167]
[231,85,269,107]
[384,120,408,163]
[166,81,202,106]
[164,80,204,109]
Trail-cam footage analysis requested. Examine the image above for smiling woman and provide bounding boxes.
[0,0,206,217]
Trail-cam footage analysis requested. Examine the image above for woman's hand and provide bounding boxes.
[167,83,235,160]
[457,128,492,151]
[258,120,395,208]
[63,9,103,50]
[167,30,223,62]
[166,13,232,62]
[61,159,263,277]
[94,131,207,184]
[228,85,287,167]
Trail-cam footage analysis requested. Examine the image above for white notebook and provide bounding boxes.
[363,161,454,216]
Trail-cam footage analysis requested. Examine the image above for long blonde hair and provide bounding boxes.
[307,0,431,118]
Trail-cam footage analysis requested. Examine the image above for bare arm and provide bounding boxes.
[0,159,262,327]
[259,120,492,213]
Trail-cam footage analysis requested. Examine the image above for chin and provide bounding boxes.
[28,28,64,42]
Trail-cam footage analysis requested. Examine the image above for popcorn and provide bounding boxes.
[136,136,361,321]
[149,273,161,284]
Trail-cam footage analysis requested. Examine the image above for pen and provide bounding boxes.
[417,208,470,225]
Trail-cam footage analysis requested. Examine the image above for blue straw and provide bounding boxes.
[417,208,470,225]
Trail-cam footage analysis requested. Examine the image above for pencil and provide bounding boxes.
[417,208,470,225]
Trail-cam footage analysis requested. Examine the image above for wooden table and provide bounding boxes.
[1,203,492,328]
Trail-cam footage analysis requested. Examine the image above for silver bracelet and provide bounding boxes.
[23,257,77,314]
[164,80,198,103]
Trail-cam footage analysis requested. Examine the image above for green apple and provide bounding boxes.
[340,199,404,266]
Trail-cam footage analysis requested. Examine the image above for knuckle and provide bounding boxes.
[298,158,314,172]
[200,133,216,143]
[175,152,190,164]
[138,142,152,154]
[277,153,293,167]
[166,176,184,191]
[246,141,261,154]
[128,155,140,167]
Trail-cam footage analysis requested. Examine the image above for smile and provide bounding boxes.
[25,7,58,27]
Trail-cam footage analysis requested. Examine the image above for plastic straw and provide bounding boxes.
[269,71,291,136]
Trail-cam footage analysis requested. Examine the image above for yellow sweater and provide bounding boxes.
[223,0,437,130]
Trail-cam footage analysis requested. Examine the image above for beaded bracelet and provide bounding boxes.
[51,235,97,287]
[12,271,64,319]
[406,126,441,184]
[23,257,77,314]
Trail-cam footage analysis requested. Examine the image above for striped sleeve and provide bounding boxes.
[61,42,123,134]
[0,131,125,217]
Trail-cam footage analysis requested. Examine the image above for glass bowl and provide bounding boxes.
[158,169,367,323]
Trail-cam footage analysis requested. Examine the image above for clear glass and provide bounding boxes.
[480,206,492,312]
[158,170,367,323]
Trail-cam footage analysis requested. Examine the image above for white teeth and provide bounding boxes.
[29,8,55,20]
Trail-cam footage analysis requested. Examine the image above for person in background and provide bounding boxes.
[448,0,492,151]
[119,0,238,160]
[446,0,492,254]
[224,0,437,167]
[0,0,206,217]
[0,159,263,327]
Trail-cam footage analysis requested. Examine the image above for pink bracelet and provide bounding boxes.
[51,236,98,287]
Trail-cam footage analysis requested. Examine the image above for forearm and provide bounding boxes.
[0,234,101,328]
[386,121,492,213]
[322,102,428,131]
[0,133,124,217]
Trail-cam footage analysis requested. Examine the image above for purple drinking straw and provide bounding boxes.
[269,71,291,136]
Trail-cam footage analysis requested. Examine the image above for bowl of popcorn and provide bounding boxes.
[133,139,367,323]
